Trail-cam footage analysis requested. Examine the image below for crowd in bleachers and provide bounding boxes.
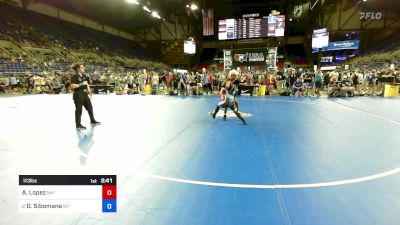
[0,2,148,57]
[2,62,398,97]
[1,38,398,97]
[84,65,398,97]
[282,66,400,97]
[0,1,170,94]
[0,2,399,97]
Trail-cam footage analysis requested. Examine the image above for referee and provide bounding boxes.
[70,63,100,129]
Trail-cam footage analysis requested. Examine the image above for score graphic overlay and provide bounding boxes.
[19,175,117,213]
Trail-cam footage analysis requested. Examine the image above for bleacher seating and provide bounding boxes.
[0,1,170,77]
[0,62,28,74]
[48,62,71,72]
[363,31,400,55]
[0,1,151,60]
[0,56,8,63]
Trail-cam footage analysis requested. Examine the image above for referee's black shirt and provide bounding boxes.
[71,73,89,93]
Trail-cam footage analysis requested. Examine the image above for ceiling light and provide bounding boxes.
[143,6,151,12]
[190,4,198,11]
[152,11,161,19]
[126,0,139,5]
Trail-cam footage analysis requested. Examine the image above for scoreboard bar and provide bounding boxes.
[19,175,116,185]
[19,175,117,213]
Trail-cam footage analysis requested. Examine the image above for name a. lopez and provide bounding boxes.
[21,190,48,196]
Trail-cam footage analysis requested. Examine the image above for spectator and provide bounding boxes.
[288,69,297,91]
[166,72,174,93]
[302,70,313,96]
[314,69,324,96]
[195,72,203,94]
[292,77,304,97]
[127,73,134,90]
[152,72,159,94]
[340,76,355,97]
[9,74,18,91]
[209,72,215,94]
[202,72,210,95]
[367,71,376,95]
[159,71,167,92]
[139,70,147,94]
[268,73,277,95]
[176,73,188,95]
[188,73,198,95]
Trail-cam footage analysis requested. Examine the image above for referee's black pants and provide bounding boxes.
[73,91,95,126]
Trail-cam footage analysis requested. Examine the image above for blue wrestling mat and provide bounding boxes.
[0,94,400,225]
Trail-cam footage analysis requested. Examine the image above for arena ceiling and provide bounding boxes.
[33,0,309,30]
[346,0,400,10]
[31,0,400,32]
[208,0,400,22]
[33,0,186,30]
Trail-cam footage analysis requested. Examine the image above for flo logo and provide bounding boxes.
[359,12,382,20]
[234,53,248,62]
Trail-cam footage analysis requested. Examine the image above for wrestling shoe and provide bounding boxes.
[91,121,101,125]
[76,125,86,130]
[223,115,227,121]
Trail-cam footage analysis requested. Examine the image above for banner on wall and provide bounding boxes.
[266,48,277,69]
[336,55,348,63]
[312,40,360,53]
[224,47,276,70]
[321,56,333,64]
[292,3,310,19]
[224,48,277,70]
[328,40,360,51]
[223,50,232,71]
